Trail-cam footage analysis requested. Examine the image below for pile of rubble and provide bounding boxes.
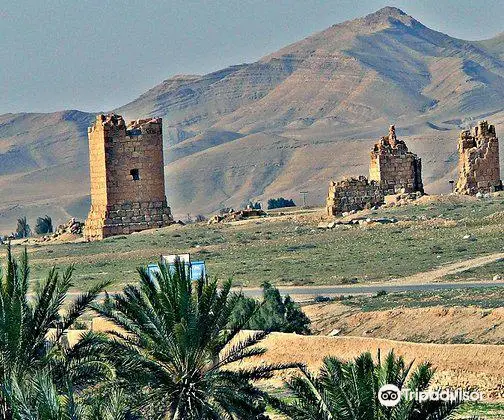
[382,191,423,207]
[318,217,398,229]
[207,208,267,224]
[40,218,84,241]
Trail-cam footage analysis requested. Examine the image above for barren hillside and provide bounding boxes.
[1,7,504,232]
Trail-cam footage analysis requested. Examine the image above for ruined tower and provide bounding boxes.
[369,125,424,195]
[84,114,173,241]
[455,120,502,195]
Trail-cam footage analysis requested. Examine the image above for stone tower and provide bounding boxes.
[369,125,424,195]
[455,120,502,195]
[84,114,173,240]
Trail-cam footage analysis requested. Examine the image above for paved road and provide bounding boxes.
[239,281,504,298]
[65,281,504,301]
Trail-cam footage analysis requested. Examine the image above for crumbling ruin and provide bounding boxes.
[369,125,424,195]
[455,120,502,195]
[326,125,423,217]
[326,176,384,216]
[84,114,173,240]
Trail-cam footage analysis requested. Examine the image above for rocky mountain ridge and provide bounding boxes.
[1,7,504,233]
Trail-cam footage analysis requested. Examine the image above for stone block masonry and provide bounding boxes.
[369,125,424,195]
[84,114,173,240]
[455,120,502,195]
[326,125,424,216]
[326,176,384,217]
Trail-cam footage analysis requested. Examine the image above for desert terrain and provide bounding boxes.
[7,192,503,417]
[2,7,504,232]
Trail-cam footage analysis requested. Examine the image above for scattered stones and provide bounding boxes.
[40,218,84,241]
[318,217,398,229]
[383,191,423,207]
[493,275,503,281]
[463,234,477,241]
[207,208,267,224]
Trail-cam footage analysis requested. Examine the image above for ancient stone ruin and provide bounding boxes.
[326,176,384,216]
[84,114,173,240]
[455,120,502,195]
[369,125,424,195]
[326,125,423,217]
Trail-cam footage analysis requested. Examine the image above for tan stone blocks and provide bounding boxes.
[84,114,173,241]
[369,125,423,195]
[455,121,502,195]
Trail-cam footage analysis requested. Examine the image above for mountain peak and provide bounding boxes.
[373,6,407,17]
[357,6,417,28]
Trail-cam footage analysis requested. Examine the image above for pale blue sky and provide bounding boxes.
[1,0,503,115]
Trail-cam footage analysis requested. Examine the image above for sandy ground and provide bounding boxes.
[304,302,504,344]
[247,333,504,400]
[85,317,504,400]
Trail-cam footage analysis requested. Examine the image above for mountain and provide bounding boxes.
[1,7,504,233]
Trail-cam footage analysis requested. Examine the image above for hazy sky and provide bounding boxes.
[1,0,503,115]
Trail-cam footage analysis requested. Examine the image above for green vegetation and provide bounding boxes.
[0,234,498,418]
[267,197,296,209]
[0,245,111,418]
[35,214,54,235]
[15,216,31,238]
[92,262,293,419]
[272,351,459,419]
[0,246,295,418]
[7,195,503,291]
[454,402,504,419]
[442,259,504,282]
[232,282,311,334]
[342,287,504,312]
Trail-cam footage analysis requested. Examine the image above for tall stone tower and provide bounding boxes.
[455,120,502,195]
[369,125,424,195]
[84,114,173,241]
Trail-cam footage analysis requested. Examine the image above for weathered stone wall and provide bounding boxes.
[455,120,502,195]
[326,176,384,216]
[84,114,173,240]
[369,125,424,195]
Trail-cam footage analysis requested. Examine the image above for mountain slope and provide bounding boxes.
[1,7,504,232]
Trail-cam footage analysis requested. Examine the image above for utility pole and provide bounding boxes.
[300,191,308,208]
[448,180,455,193]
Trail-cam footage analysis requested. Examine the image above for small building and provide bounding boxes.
[84,114,173,240]
[455,120,502,195]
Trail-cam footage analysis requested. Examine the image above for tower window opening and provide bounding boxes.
[130,169,140,181]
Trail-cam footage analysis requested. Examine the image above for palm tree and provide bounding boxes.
[92,261,294,419]
[35,215,53,235]
[272,351,460,420]
[15,217,31,238]
[0,244,111,418]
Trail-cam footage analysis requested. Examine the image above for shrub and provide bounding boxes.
[16,216,31,238]
[35,214,53,235]
[267,197,296,210]
[232,282,311,334]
